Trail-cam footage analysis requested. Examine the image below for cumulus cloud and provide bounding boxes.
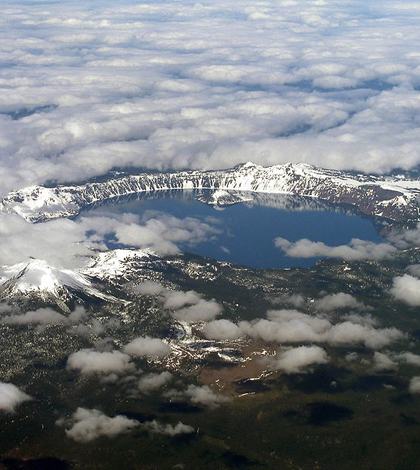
[123,336,171,358]
[265,346,329,374]
[408,377,420,394]
[274,237,397,261]
[74,319,107,337]
[325,322,404,349]
[406,264,420,277]
[388,224,420,251]
[172,299,222,323]
[0,382,31,413]
[201,319,243,340]
[132,281,166,296]
[275,293,306,308]
[341,314,377,327]
[63,408,139,442]
[184,385,231,408]
[66,349,134,375]
[396,352,420,367]
[163,290,202,310]
[390,274,420,306]
[1,305,89,328]
[1,307,68,325]
[163,289,222,323]
[239,309,330,343]
[109,212,220,255]
[138,372,173,394]
[68,306,89,323]
[372,352,398,372]
[80,211,219,257]
[141,420,194,436]
[313,293,368,312]
[211,308,404,349]
[168,384,231,409]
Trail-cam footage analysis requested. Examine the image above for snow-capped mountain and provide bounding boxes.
[1,162,420,223]
[0,249,166,306]
[0,258,113,306]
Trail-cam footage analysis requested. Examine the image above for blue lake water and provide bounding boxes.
[85,191,383,268]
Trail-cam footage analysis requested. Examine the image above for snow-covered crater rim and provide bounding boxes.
[1,162,420,223]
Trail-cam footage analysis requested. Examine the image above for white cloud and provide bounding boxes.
[372,352,398,372]
[388,225,420,250]
[68,306,89,323]
[123,337,171,358]
[345,352,358,362]
[0,211,219,273]
[239,310,330,344]
[163,289,222,323]
[265,346,329,374]
[163,290,202,310]
[275,293,306,308]
[141,420,194,436]
[111,212,220,255]
[138,372,173,394]
[274,237,397,261]
[235,309,404,349]
[185,384,231,408]
[342,314,377,327]
[1,305,88,328]
[63,408,139,442]
[167,384,231,409]
[2,307,68,325]
[0,382,31,413]
[0,213,94,269]
[313,293,367,312]
[74,319,107,337]
[408,376,420,394]
[396,352,420,366]
[66,349,134,375]
[81,211,219,257]
[132,281,166,296]
[390,274,420,306]
[407,264,420,277]
[172,298,222,323]
[201,319,243,340]
[325,322,404,349]
[1,0,420,199]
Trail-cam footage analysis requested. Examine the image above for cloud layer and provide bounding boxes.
[2,1,420,196]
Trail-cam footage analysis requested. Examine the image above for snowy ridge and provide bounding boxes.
[0,258,112,303]
[0,249,158,299]
[83,248,160,281]
[1,259,91,294]
[1,162,420,222]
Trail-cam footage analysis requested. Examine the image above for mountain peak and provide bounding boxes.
[234,161,259,170]
[1,259,92,295]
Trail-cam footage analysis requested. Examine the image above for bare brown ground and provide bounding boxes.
[199,341,277,397]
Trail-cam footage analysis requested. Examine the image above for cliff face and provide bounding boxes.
[1,162,420,222]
